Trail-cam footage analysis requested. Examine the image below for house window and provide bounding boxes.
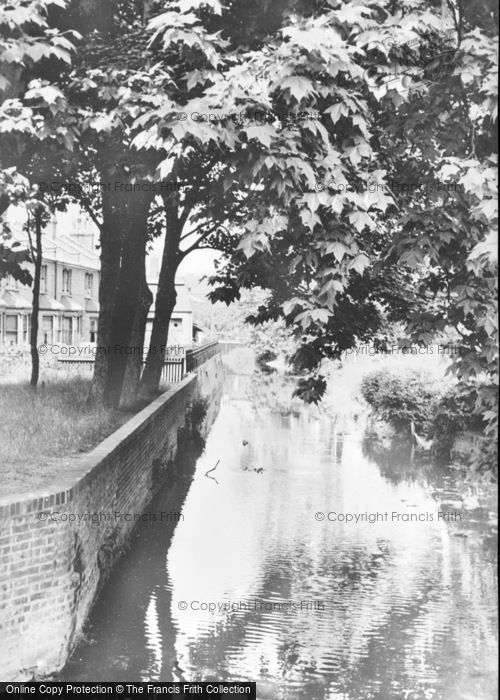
[5,314,18,344]
[84,273,93,298]
[40,265,47,294]
[90,317,98,343]
[42,315,54,344]
[22,314,30,343]
[62,268,72,295]
[62,316,73,345]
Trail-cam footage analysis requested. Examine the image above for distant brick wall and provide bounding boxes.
[0,354,223,681]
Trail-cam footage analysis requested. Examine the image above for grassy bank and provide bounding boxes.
[0,378,130,496]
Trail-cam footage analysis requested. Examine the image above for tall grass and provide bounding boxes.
[0,378,129,494]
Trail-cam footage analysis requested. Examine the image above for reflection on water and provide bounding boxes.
[62,361,498,700]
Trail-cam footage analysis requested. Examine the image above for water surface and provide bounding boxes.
[62,361,498,700]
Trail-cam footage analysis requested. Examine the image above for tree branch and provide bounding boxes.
[178,198,196,231]
[26,215,36,263]
[180,218,218,241]
[79,197,103,232]
[179,226,220,259]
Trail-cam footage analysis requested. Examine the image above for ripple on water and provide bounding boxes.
[61,372,498,700]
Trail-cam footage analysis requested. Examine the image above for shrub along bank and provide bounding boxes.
[360,369,495,476]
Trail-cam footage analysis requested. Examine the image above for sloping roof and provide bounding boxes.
[147,282,193,318]
[6,227,100,271]
[1,290,32,309]
[85,298,99,312]
[59,295,84,312]
[44,234,100,270]
[39,294,65,311]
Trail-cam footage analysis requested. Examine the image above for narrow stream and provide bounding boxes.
[62,357,498,700]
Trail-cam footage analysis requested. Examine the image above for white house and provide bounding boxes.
[1,206,205,350]
[0,215,100,347]
[145,251,205,349]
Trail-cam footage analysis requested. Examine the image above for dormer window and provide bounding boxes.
[40,265,47,294]
[62,268,72,295]
[84,272,93,299]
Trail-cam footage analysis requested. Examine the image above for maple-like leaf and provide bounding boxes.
[243,124,276,149]
[280,76,317,104]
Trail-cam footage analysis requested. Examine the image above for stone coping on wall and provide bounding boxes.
[0,373,197,517]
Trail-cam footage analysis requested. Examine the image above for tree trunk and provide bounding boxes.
[118,271,153,410]
[139,201,182,399]
[29,209,43,388]
[104,190,152,407]
[88,184,127,404]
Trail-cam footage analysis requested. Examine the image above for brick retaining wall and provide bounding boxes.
[0,354,223,681]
